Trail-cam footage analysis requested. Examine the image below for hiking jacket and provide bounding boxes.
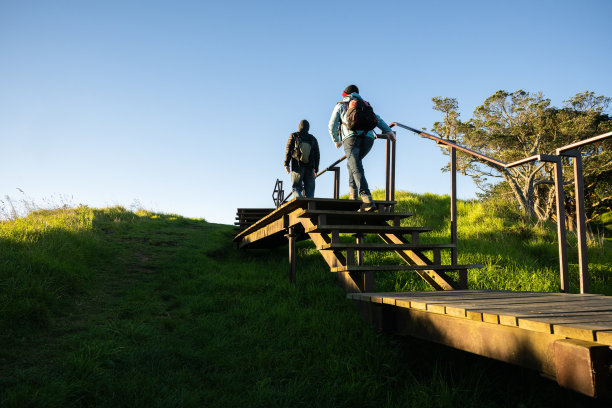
[284,131,320,172]
[328,92,392,143]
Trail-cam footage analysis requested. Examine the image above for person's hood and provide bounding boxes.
[342,92,362,102]
[298,119,310,133]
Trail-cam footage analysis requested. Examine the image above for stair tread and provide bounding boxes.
[331,264,483,272]
[306,225,432,233]
[296,209,413,218]
[319,243,455,250]
[293,197,396,212]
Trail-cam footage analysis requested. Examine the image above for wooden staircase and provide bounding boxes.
[233,198,481,292]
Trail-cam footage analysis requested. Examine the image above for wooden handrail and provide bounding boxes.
[389,122,508,168]
[556,131,612,154]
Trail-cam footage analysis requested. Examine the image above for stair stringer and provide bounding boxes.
[379,232,460,290]
[299,218,366,293]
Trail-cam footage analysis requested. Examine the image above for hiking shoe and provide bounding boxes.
[359,194,376,212]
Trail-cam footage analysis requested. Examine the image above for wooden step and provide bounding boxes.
[331,264,483,272]
[294,197,396,212]
[295,209,413,225]
[234,198,397,243]
[305,225,432,234]
[318,243,455,251]
[235,215,270,221]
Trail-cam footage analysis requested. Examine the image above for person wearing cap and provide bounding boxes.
[284,119,320,198]
[328,84,395,211]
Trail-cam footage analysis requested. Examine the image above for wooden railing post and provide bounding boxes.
[450,146,458,265]
[287,226,296,284]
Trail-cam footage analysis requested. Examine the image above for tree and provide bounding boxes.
[431,90,612,223]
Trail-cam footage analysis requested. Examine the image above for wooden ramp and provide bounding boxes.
[233,198,612,398]
[350,290,612,398]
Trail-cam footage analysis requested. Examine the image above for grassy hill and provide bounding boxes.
[0,194,610,407]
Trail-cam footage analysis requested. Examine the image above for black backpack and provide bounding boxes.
[291,133,313,164]
[342,98,378,132]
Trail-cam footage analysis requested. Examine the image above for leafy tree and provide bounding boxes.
[432,90,612,223]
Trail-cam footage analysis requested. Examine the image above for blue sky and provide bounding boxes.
[1,0,611,224]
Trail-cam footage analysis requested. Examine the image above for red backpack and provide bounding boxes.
[342,98,378,132]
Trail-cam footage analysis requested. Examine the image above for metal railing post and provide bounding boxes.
[546,156,570,292]
[450,146,458,265]
[331,167,340,199]
[559,150,589,293]
[390,133,396,203]
[385,137,391,201]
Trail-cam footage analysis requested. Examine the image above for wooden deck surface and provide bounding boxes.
[349,290,612,345]
[349,290,612,397]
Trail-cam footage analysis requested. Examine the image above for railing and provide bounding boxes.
[278,133,397,206]
[390,122,612,294]
[556,131,612,294]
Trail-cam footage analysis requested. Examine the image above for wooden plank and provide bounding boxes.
[426,303,446,314]
[305,225,432,234]
[595,330,612,346]
[434,299,612,316]
[553,339,612,398]
[351,292,612,338]
[318,243,456,251]
[294,209,413,219]
[330,264,482,272]
[238,207,306,248]
[554,321,612,342]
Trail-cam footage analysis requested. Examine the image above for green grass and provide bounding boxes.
[369,190,612,295]
[0,198,609,407]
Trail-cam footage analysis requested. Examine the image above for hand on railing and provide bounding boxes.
[376,131,396,142]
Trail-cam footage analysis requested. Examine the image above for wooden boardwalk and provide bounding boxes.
[350,290,612,397]
[234,198,612,398]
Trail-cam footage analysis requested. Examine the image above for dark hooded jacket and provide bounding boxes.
[284,120,320,172]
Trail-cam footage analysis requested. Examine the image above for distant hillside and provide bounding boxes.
[0,197,608,407]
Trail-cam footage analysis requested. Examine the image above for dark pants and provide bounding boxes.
[343,135,374,197]
[291,166,316,198]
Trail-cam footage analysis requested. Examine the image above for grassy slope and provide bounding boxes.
[370,190,612,295]
[0,197,609,407]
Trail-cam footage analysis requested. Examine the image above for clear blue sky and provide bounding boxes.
[1,0,611,224]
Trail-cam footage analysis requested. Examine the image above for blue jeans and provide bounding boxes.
[343,135,374,197]
[291,166,316,198]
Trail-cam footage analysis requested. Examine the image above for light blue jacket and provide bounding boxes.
[328,92,392,143]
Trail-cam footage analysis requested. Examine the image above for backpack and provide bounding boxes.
[342,98,378,132]
[292,133,313,164]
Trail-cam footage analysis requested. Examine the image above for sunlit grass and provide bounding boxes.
[368,190,611,295]
[0,196,607,407]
